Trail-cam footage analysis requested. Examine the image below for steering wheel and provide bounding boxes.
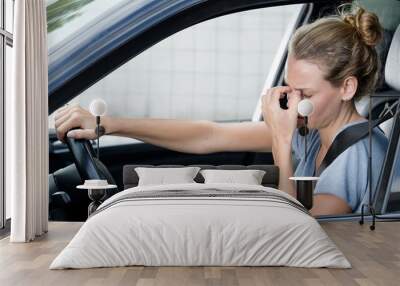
[64,128,118,192]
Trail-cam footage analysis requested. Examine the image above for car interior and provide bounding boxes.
[47,0,400,222]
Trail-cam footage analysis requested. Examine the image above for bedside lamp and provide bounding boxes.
[289,99,317,210]
[297,99,314,163]
[89,99,107,160]
[77,179,117,216]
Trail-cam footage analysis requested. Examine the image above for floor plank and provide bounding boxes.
[0,221,399,286]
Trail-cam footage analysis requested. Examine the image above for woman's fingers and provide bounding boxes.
[261,89,273,111]
[54,107,69,122]
[67,129,97,140]
[56,112,82,142]
[54,104,84,129]
[54,104,78,121]
[261,89,270,108]
[54,110,72,130]
[55,105,97,142]
[273,85,292,94]
[262,86,290,103]
[261,86,300,139]
[270,86,292,100]
[265,86,292,109]
[287,90,302,110]
[261,86,292,118]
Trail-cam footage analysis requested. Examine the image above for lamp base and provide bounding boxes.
[87,188,107,216]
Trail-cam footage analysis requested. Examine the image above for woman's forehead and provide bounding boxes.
[284,56,326,91]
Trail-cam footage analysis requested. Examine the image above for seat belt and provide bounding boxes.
[315,103,397,177]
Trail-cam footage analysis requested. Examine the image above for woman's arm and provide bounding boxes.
[271,136,296,198]
[311,195,352,216]
[261,86,301,199]
[54,105,273,154]
[274,141,352,215]
[103,117,273,154]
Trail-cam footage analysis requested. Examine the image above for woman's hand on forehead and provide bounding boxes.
[261,85,291,97]
[261,86,292,108]
[261,85,302,148]
[287,89,302,109]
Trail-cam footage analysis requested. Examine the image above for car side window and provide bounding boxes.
[49,4,302,127]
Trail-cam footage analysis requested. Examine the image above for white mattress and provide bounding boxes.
[50,183,351,269]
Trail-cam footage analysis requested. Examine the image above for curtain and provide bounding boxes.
[6,0,48,242]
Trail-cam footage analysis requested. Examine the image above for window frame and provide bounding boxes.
[0,0,13,230]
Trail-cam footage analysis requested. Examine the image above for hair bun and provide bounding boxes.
[343,7,382,47]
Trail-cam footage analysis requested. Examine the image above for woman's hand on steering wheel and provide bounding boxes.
[54,104,118,189]
[54,104,98,143]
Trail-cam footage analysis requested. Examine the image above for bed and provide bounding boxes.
[49,165,351,269]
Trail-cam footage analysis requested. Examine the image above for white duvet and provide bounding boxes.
[50,183,351,269]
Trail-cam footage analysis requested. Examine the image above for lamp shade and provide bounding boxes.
[89,99,107,116]
[297,99,313,117]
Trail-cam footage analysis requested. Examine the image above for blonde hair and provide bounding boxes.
[288,5,383,100]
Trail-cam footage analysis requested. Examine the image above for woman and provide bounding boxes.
[54,6,388,216]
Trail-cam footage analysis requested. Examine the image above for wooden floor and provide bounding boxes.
[0,221,399,286]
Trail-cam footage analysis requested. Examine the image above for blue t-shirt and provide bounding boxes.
[292,119,388,213]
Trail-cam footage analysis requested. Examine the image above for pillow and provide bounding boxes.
[200,169,266,185]
[135,167,201,186]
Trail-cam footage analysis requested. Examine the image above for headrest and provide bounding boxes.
[385,24,400,91]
